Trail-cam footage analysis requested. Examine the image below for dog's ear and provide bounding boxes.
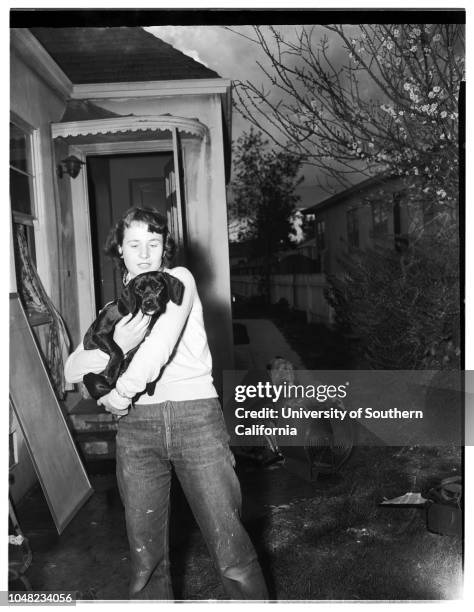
[118,281,137,315]
[162,272,184,305]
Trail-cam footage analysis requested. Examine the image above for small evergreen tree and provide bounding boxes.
[230,129,303,302]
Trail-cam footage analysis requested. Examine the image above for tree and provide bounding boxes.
[230,128,303,254]
[232,24,463,212]
[230,129,303,301]
[231,24,464,366]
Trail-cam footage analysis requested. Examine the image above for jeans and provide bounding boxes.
[115,397,268,600]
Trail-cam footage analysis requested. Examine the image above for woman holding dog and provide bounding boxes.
[65,207,268,601]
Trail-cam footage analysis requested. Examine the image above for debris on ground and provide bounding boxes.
[380,492,428,506]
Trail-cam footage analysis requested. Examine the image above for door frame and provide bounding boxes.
[67,139,175,337]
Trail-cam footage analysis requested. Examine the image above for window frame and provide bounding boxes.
[371,201,389,238]
[346,207,360,248]
[10,117,36,216]
[10,116,38,267]
[315,219,326,251]
[10,112,49,290]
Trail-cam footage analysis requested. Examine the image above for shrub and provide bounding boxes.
[326,235,460,370]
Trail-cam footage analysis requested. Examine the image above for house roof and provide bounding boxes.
[29,27,220,84]
[302,175,391,215]
[60,99,126,122]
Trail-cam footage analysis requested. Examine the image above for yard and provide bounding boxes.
[170,444,462,601]
[14,303,463,601]
[218,300,462,601]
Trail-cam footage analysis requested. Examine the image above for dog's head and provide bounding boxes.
[118,271,184,316]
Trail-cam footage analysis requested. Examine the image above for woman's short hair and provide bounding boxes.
[105,207,176,273]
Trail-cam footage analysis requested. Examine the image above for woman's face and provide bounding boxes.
[119,221,164,279]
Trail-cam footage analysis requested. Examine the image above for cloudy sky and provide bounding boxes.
[145,25,363,208]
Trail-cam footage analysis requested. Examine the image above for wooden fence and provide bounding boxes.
[231,273,334,325]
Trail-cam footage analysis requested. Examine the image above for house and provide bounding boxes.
[301,175,413,276]
[10,27,233,502]
[229,175,419,325]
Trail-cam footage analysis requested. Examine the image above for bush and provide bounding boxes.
[326,235,460,370]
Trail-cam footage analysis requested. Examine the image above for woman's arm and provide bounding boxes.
[64,343,110,383]
[111,267,196,402]
[65,312,151,384]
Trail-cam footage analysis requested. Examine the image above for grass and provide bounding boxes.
[18,444,462,601]
[223,299,463,600]
[172,445,462,601]
[259,445,462,600]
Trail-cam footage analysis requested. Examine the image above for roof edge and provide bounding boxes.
[12,28,72,99]
[71,78,232,100]
[302,174,393,215]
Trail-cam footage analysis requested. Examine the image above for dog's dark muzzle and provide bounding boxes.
[141,294,165,316]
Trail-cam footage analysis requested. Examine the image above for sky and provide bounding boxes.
[145,24,361,209]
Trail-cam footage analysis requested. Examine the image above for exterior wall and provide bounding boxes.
[311,177,409,276]
[10,49,68,502]
[10,51,67,305]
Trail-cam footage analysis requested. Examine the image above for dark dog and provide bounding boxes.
[83,271,184,400]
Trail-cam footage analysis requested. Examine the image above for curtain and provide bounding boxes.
[13,224,73,399]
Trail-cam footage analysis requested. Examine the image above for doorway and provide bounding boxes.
[86,151,176,311]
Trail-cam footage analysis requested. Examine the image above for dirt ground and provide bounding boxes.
[12,444,462,601]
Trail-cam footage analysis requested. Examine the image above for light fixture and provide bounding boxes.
[57,155,85,179]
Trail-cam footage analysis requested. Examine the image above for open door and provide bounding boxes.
[87,151,172,309]
[87,140,187,309]
[51,115,205,333]
[165,127,187,265]
[52,138,81,344]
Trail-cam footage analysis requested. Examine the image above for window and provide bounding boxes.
[316,219,326,251]
[371,201,389,238]
[10,120,37,265]
[346,208,359,248]
[393,192,409,251]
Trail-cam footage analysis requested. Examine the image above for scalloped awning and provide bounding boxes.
[51,114,209,144]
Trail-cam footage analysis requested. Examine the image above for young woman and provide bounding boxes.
[65,207,268,600]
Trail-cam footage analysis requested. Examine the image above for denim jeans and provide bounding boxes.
[115,397,268,600]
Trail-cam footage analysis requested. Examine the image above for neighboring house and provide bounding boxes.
[301,175,412,276]
[230,175,417,325]
[10,27,233,501]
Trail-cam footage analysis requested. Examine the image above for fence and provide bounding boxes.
[231,273,334,325]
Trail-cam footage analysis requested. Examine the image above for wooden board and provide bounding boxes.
[9,294,93,534]
[53,138,80,345]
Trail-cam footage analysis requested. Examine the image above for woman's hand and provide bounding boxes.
[98,389,130,418]
[113,312,151,354]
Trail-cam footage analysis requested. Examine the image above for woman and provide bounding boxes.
[65,207,268,600]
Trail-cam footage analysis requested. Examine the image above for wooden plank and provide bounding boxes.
[52,139,80,345]
[9,295,93,534]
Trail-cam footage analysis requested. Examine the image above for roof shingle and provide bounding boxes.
[29,27,220,84]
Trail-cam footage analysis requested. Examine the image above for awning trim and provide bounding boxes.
[51,115,208,140]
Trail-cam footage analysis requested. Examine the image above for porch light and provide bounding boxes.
[57,155,85,179]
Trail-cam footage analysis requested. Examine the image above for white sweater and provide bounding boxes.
[64,267,217,405]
